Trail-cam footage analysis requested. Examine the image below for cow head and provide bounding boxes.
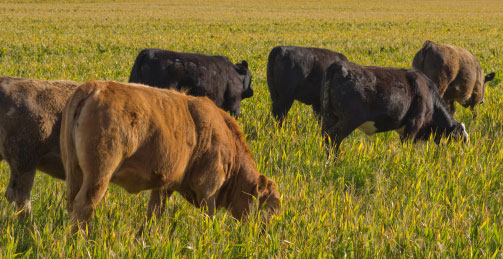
[254,175,280,214]
[446,122,469,143]
[415,121,469,144]
[464,72,495,108]
[235,60,253,99]
[480,72,496,104]
[228,172,280,222]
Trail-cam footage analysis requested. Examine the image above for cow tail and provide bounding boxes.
[128,49,149,83]
[266,47,283,104]
[60,83,97,208]
[412,41,433,70]
[321,64,334,133]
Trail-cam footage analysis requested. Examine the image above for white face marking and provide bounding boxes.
[395,126,406,136]
[6,107,15,116]
[358,121,378,135]
[461,123,469,140]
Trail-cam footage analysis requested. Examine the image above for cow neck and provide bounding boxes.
[218,149,259,211]
[431,99,456,134]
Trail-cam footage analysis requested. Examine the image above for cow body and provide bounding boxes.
[321,61,468,154]
[60,81,279,232]
[128,48,253,116]
[412,40,495,117]
[0,76,80,216]
[266,46,348,123]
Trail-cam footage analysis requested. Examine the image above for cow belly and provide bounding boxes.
[37,152,66,179]
[358,121,406,136]
[111,167,167,194]
[358,121,378,135]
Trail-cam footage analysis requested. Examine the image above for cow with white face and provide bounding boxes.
[321,60,468,155]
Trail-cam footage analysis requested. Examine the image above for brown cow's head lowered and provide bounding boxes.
[228,173,280,222]
[60,81,280,234]
[255,175,280,214]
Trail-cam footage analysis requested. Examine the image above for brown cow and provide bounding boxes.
[412,40,495,118]
[60,81,280,233]
[0,76,80,217]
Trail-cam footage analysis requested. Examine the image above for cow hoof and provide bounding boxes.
[135,226,145,239]
[5,187,16,203]
[16,200,32,219]
[16,209,32,222]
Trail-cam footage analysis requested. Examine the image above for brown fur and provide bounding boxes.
[0,76,81,216]
[60,81,280,232]
[412,40,495,117]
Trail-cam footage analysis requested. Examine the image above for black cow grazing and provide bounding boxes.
[128,48,253,116]
[266,46,348,124]
[321,60,469,154]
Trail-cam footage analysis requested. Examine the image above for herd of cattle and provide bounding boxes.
[0,40,495,234]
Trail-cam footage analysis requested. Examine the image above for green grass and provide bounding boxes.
[1,0,503,257]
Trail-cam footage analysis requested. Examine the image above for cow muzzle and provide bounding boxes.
[242,87,253,99]
[460,123,469,143]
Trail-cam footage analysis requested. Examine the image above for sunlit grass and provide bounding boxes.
[0,0,502,257]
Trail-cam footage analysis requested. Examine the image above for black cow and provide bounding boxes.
[321,60,468,154]
[129,48,253,116]
[267,46,348,124]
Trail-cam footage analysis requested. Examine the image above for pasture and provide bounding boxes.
[1,0,502,257]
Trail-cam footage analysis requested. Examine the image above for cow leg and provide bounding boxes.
[272,97,294,126]
[471,105,477,120]
[312,103,322,123]
[71,171,113,234]
[205,196,217,217]
[404,98,427,141]
[136,189,172,237]
[147,189,172,220]
[323,119,358,157]
[66,163,83,215]
[226,99,242,117]
[447,100,456,116]
[70,151,121,234]
[5,160,38,219]
[195,194,217,218]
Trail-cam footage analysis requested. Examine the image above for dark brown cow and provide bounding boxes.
[321,61,468,154]
[0,76,80,217]
[412,40,495,118]
[60,81,280,233]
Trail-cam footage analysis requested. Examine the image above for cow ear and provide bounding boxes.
[235,60,249,75]
[257,175,268,196]
[485,72,495,83]
[240,60,248,69]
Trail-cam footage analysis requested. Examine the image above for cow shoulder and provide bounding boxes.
[187,97,220,150]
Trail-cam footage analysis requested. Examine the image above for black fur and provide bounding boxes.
[321,60,468,154]
[266,46,347,124]
[129,48,253,116]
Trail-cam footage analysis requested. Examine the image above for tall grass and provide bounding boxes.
[0,0,502,257]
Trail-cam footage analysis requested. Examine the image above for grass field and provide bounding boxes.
[1,0,503,257]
